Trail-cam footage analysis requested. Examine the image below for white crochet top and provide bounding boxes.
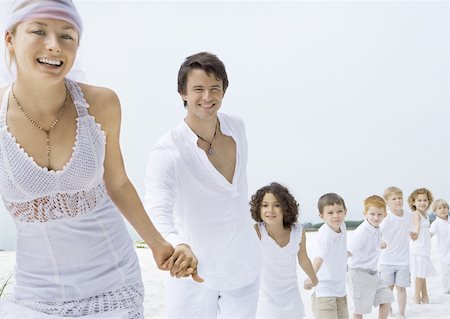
[0,80,143,318]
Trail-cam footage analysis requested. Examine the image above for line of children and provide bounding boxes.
[252,184,447,318]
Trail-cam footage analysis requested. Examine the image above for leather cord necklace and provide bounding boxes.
[195,121,219,156]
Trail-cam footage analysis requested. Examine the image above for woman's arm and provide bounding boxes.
[82,84,174,269]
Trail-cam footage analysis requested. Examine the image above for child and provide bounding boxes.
[408,188,435,304]
[379,187,414,319]
[308,193,349,319]
[250,182,318,319]
[347,195,394,319]
[429,199,450,293]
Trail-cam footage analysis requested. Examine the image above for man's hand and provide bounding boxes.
[166,244,204,283]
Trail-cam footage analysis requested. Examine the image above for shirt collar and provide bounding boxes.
[180,113,233,145]
[362,219,380,234]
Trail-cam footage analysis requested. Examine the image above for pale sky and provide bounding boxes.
[0,0,448,250]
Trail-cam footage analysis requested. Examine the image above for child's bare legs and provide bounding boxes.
[379,303,390,319]
[414,277,426,303]
[420,279,429,303]
[353,314,363,319]
[396,286,407,316]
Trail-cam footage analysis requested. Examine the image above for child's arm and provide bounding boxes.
[410,212,421,241]
[297,230,318,290]
[304,256,322,289]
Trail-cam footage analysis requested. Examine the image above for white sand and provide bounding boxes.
[1,230,449,318]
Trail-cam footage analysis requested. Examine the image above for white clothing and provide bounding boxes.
[144,112,261,291]
[430,217,450,263]
[348,220,381,271]
[256,222,305,319]
[0,80,143,318]
[314,223,347,297]
[379,210,413,266]
[410,213,431,256]
[164,275,260,319]
[410,213,435,278]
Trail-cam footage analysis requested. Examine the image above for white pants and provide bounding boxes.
[165,276,260,319]
[441,262,450,293]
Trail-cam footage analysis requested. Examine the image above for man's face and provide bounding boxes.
[181,68,224,121]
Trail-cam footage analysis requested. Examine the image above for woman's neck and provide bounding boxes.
[13,77,67,114]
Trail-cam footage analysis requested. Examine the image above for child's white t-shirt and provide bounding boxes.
[314,222,347,297]
[379,210,413,266]
[430,217,450,264]
[348,219,381,271]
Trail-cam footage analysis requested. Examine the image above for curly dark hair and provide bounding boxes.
[250,182,299,229]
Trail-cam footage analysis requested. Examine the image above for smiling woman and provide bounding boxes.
[0,1,177,318]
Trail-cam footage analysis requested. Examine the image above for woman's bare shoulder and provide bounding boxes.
[77,82,119,108]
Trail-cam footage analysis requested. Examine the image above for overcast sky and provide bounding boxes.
[0,0,448,250]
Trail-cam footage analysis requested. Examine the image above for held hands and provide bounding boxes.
[166,244,204,283]
[380,241,387,249]
[410,231,418,241]
[151,240,175,271]
[304,277,318,290]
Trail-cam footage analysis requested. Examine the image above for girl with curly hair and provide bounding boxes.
[250,182,317,319]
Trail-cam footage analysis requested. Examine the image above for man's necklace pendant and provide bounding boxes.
[207,147,215,156]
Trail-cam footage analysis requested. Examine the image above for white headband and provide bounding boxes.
[5,0,83,38]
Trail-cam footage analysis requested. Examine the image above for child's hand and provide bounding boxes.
[381,241,387,249]
[410,232,418,241]
[304,278,317,290]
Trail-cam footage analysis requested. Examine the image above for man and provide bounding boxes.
[144,52,261,318]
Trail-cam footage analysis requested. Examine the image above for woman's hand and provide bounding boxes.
[151,241,175,270]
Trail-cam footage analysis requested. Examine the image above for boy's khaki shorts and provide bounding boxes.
[348,268,395,314]
[311,293,349,319]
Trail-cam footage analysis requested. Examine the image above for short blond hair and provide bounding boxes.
[383,186,403,201]
[364,195,386,214]
[408,188,433,211]
[431,199,449,212]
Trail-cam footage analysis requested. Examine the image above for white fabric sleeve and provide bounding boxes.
[429,220,438,236]
[315,231,329,260]
[143,145,185,247]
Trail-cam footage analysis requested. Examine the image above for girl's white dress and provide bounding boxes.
[410,213,436,278]
[256,222,305,319]
[0,80,143,318]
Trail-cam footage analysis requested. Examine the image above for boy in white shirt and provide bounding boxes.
[347,195,394,319]
[379,187,414,319]
[307,193,349,319]
[430,199,450,293]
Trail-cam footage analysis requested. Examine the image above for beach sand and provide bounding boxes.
[1,230,449,318]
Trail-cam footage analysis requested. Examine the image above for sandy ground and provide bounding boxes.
[1,230,449,318]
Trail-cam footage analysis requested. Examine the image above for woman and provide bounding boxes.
[0,1,178,317]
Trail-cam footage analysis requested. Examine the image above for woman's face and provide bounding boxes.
[6,18,79,82]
